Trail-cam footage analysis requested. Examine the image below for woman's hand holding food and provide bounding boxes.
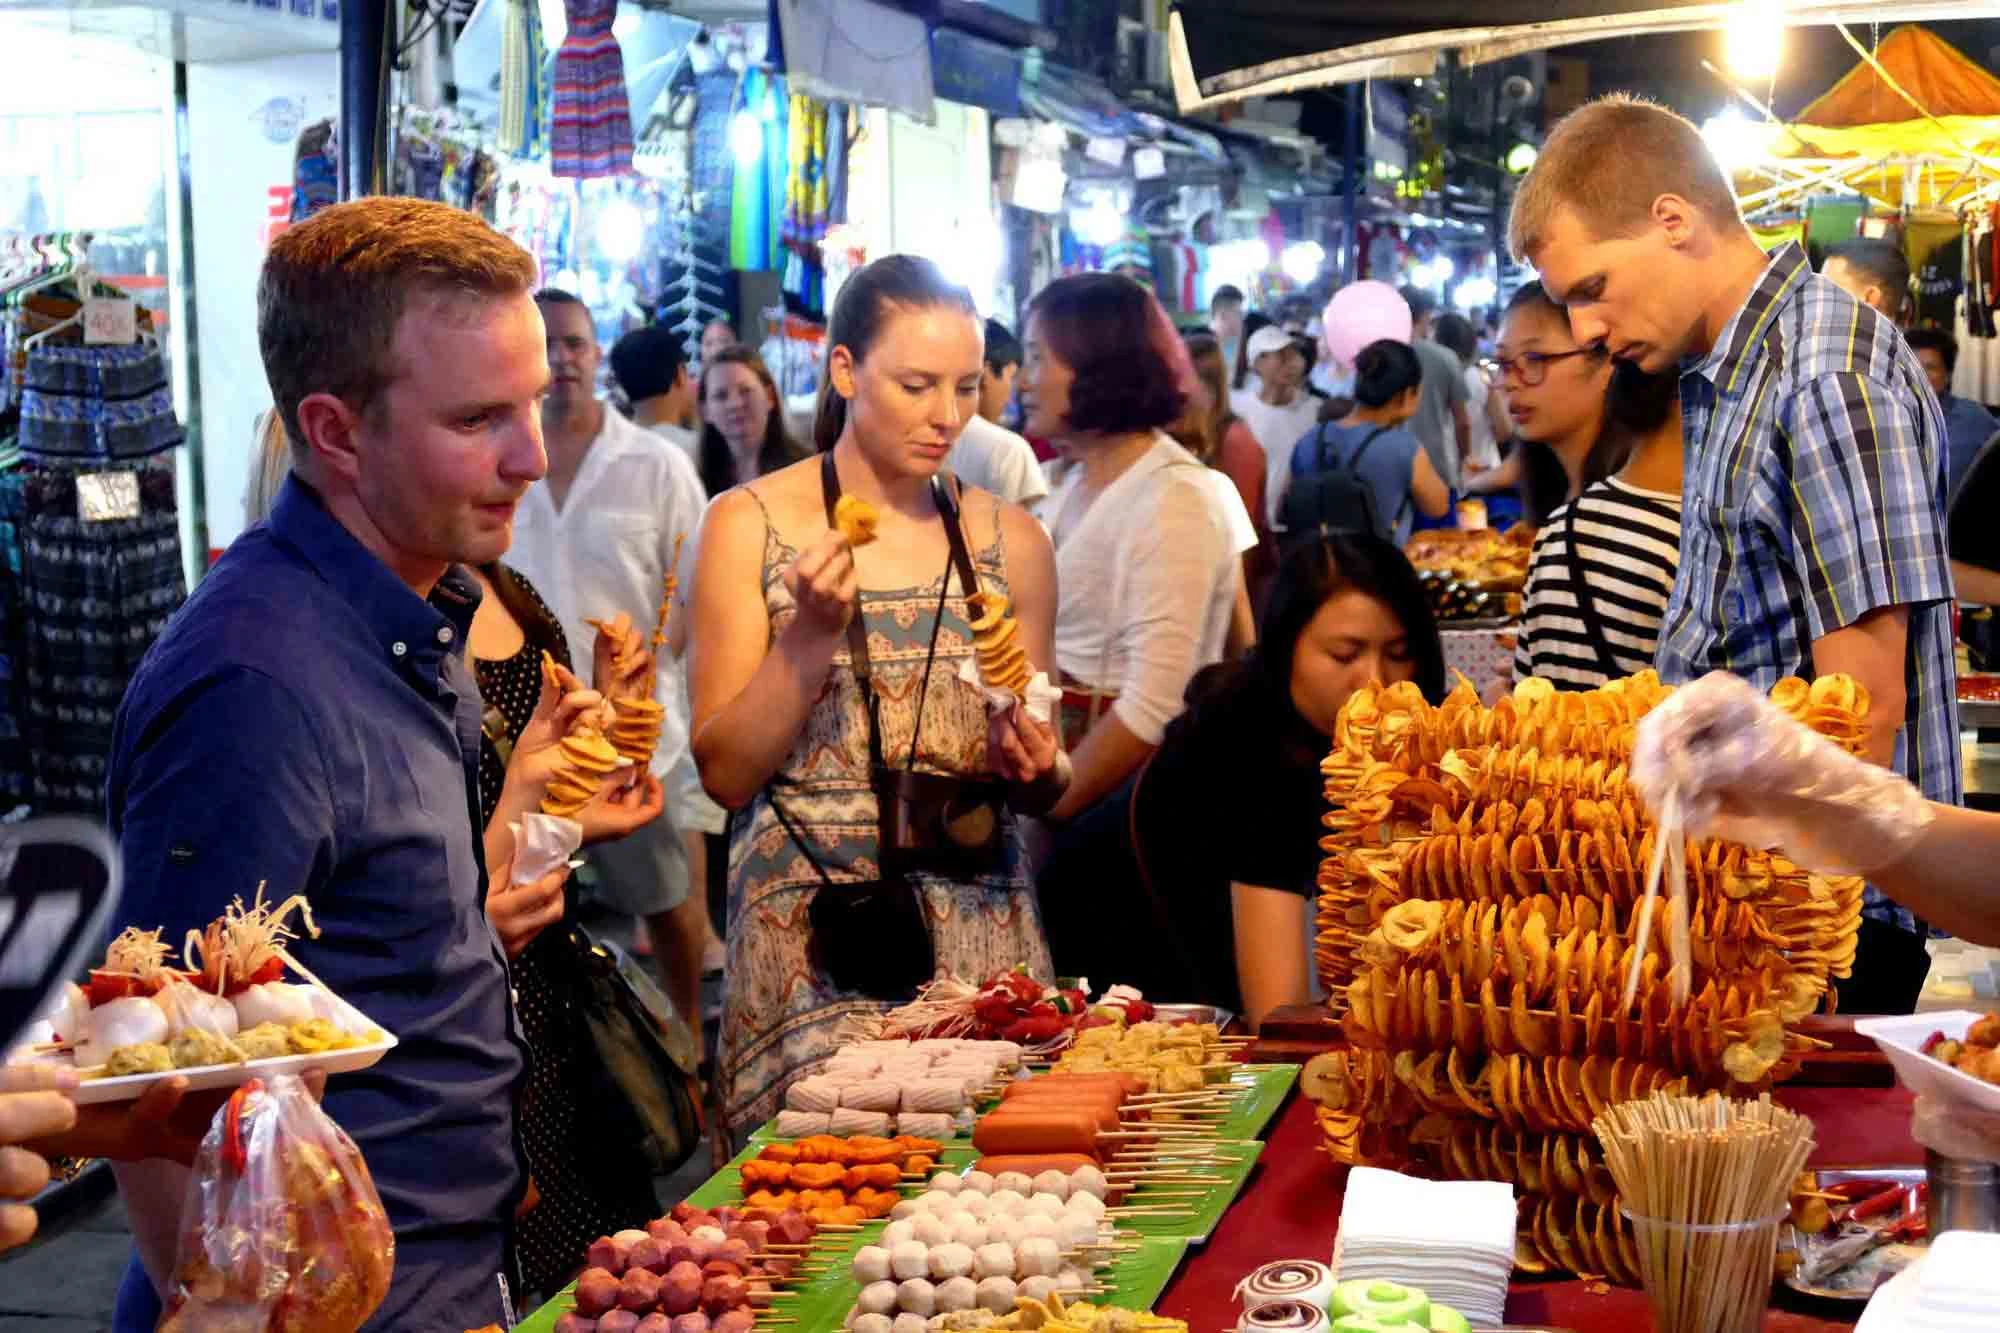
[590,612,654,700]
[989,698,1061,786]
[495,666,608,825]
[575,770,666,845]
[485,859,572,959]
[782,530,859,647]
[0,1064,76,1252]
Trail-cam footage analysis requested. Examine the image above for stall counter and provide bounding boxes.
[1154,1080,1919,1332]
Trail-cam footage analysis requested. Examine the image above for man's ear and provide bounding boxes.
[295,391,363,486]
[1652,192,1701,250]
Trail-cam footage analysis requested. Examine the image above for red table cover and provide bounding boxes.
[1153,1084,1917,1331]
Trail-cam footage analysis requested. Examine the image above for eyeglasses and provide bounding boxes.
[1493,346,1604,387]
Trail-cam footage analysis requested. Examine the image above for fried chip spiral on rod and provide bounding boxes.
[1311,670,1867,1283]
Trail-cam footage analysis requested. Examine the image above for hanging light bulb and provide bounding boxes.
[1281,241,1325,285]
[1725,0,1785,81]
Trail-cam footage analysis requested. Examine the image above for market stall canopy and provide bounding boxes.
[1732,24,2000,209]
[1167,1,2000,111]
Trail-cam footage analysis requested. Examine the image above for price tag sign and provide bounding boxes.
[76,471,142,523]
[1133,146,1167,180]
[1085,136,1128,166]
[82,297,138,345]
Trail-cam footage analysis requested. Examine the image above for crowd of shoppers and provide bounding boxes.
[10,81,2000,1324]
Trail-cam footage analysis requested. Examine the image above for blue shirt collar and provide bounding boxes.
[1684,241,1811,392]
[266,475,480,690]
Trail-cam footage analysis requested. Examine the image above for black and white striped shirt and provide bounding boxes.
[1512,477,1682,690]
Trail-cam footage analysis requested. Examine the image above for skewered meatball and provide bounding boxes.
[600,1314,642,1333]
[934,1277,978,1314]
[660,1262,704,1316]
[699,1275,749,1315]
[554,1316,598,1333]
[1058,1213,1101,1251]
[989,1190,1027,1214]
[960,1171,996,1196]
[1024,1193,1066,1220]
[956,1193,992,1220]
[889,1241,930,1281]
[882,1220,918,1248]
[852,1246,893,1285]
[896,1278,937,1317]
[892,1315,927,1333]
[910,1214,951,1248]
[993,1172,1034,1196]
[851,1317,893,1333]
[1065,1191,1107,1222]
[948,1217,989,1250]
[714,1312,757,1333]
[1016,1236,1062,1277]
[856,1280,900,1316]
[636,1316,672,1333]
[985,1215,1026,1248]
[1019,1276,1059,1304]
[1019,1215,1058,1242]
[927,1242,976,1281]
[1069,1165,1109,1199]
[976,1276,1019,1313]
[1030,1170,1070,1200]
[619,1269,664,1312]
[670,1316,710,1333]
[576,1268,622,1317]
[927,1171,963,1195]
[973,1242,1016,1280]
[589,1236,633,1276]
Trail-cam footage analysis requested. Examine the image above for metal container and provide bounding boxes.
[1926,1150,2000,1235]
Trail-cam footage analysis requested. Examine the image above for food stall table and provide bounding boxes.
[1154,1082,1919,1332]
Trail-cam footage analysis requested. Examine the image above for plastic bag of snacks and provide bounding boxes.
[158,1074,394,1332]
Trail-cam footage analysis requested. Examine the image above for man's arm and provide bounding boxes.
[1952,560,2000,606]
[1812,607,1911,767]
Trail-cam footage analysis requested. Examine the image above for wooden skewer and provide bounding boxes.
[1108,1206,1198,1217]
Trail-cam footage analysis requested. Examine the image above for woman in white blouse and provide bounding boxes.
[1023,274,1247,823]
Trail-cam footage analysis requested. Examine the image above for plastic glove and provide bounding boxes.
[1631,671,1934,876]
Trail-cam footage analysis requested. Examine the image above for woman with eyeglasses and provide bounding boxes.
[1464,283,1629,525]
[1509,309,1684,690]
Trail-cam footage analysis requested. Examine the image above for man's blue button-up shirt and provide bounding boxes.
[107,474,526,1330]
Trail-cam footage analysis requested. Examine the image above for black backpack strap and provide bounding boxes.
[1561,502,1625,681]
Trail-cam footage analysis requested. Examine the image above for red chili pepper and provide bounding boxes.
[1124,999,1155,1022]
[1922,1030,1949,1055]
[84,971,139,1006]
[1825,1180,1887,1200]
[221,1079,263,1175]
[1001,1013,1068,1043]
[1845,1184,1908,1223]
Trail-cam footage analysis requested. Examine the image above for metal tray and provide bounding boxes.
[1782,1165,1928,1302]
[1960,697,2000,729]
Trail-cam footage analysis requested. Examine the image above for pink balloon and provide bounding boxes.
[1321,281,1414,369]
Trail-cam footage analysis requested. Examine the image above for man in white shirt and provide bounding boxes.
[512,290,708,1029]
[947,319,1049,507]
[611,324,699,460]
[1230,324,1321,531]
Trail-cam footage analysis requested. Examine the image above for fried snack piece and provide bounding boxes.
[834,494,879,547]
[102,1042,175,1076]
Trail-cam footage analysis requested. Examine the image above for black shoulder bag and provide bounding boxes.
[770,455,1008,1000]
[1561,503,1626,683]
[561,924,703,1179]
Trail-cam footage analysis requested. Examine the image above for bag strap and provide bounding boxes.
[1561,502,1625,680]
[769,787,840,894]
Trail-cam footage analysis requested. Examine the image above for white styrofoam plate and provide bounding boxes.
[55,992,395,1106]
[1852,1009,2000,1115]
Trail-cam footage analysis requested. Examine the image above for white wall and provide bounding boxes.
[185,51,338,551]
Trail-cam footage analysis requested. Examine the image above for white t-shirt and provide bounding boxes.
[949,414,1050,507]
[1462,364,1500,472]
[509,406,707,779]
[1231,387,1321,530]
[1044,433,1236,745]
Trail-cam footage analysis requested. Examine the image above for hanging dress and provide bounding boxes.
[498,0,550,160]
[718,491,1052,1135]
[550,0,633,178]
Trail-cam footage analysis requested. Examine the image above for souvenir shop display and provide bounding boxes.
[0,233,187,814]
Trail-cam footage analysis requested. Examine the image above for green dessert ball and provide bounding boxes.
[1329,1280,1429,1326]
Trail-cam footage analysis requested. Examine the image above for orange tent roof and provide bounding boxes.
[1796,24,2000,128]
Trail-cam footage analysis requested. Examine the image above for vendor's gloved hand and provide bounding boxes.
[1631,671,1934,876]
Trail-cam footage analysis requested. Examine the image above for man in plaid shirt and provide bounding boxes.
[1510,94,1961,1014]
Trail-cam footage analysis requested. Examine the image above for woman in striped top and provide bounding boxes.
[1513,359,1684,690]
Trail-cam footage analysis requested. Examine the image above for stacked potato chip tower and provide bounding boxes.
[967,591,1031,698]
[1308,672,1867,1282]
[606,698,664,766]
[540,728,623,819]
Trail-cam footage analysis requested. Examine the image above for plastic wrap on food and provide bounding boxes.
[156,1073,393,1332]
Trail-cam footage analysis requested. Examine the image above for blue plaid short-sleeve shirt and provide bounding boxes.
[1657,242,1962,933]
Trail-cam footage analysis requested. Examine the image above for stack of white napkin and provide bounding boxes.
[1330,1167,1515,1329]
[1858,1231,2000,1333]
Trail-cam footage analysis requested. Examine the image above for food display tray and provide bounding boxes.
[1853,1011,2000,1115]
[1782,1165,1927,1302]
[63,992,395,1106]
[1959,698,2000,729]
[1109,1137,1262,1246]
[1211,1064,1298,1142]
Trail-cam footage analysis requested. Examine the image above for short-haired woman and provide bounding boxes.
[1026,274,1251,823]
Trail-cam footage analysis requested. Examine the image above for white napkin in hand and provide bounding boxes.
[508,811,582,885]
[957,656,1062,725]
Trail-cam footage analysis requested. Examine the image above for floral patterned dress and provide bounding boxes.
[720,492,1051,1133]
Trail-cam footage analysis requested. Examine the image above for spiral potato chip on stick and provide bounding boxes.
[967,590,1032,698]
[537,650,626,818]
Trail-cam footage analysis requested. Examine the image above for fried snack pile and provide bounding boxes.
[931,1291,1189,1333]
[834,493,880,547]
[968,591,1032,697]
[1053,1021,1224,1094]
[1306,671,1869,1282]
[1924,1012,2000,1083]
[1403,525,1532,592]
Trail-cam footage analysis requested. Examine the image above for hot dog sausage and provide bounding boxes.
[970,1109,1099,1158]
[970,1153,1104,1175]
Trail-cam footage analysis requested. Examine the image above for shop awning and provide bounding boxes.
[1167,1,2000,111]
[1734,25,2000,209]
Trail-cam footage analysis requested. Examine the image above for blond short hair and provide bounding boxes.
[243,407,292,528]
[1508,93,1741,262]
[258,197,538,458]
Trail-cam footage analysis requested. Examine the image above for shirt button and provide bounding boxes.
[438,626,455,645]
[392,641,407,657]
